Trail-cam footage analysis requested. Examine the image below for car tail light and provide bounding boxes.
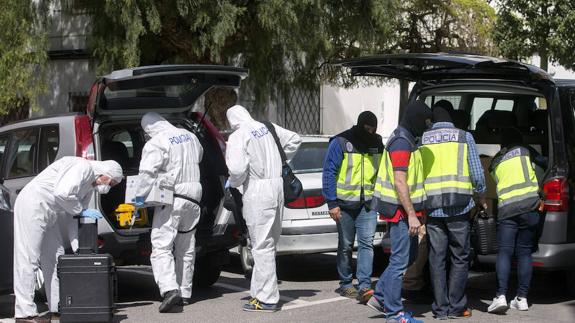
[286,195,326,209]
[543,177,569,212]
[74,115,94,159]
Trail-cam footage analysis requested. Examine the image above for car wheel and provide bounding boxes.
[194,258,223,288]
[239,242,254,280]
[565,269,575,296]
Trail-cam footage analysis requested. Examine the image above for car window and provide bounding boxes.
[470,98,494,130]
[424,95,461,110]
[38,126,59,171]
[6,128,39,179]
[289,141,328,174]
[111,131,134,158]
[0,135,9,177]
[494,99,514,111]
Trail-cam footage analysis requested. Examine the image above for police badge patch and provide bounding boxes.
[346,142,354,152]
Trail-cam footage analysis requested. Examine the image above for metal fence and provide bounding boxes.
[283,84,321,134]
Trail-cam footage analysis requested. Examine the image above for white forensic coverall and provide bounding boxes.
[136,112,203,299]
[13,157,123,318]
[225,105,301,304]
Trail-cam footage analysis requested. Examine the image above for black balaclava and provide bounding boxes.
[337,111,383,153]
[400,100,433,137]
[432,106,453,123]
[501,127,524,149]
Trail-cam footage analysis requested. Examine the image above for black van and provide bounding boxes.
[335,53,575,295]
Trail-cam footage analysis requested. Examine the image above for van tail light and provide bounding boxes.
[286,195,326,209]
[74,115,94,159]
[543,177,569,212]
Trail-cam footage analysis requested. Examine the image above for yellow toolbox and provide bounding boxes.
[115,203,148,228]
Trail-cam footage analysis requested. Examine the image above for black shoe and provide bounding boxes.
[181,297,192,305]
[159,290,182,313]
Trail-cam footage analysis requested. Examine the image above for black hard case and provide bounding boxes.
[58,219,116,323]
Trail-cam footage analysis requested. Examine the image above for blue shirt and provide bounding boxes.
[426,122,486,217]
[322,139,343,210]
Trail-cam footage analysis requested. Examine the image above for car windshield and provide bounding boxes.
[289,141,328,174]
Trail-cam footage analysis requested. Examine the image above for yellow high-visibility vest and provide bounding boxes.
[371,128,426,217]
[420,127,473,209]
[491,146,540,218]
[335,137,382,208]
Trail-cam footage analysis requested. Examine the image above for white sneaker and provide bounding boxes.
[488,295,509,314]
[510,296,529,311]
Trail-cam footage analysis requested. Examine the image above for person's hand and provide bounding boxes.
[132,196,145,208]
[477,196,488,211]
[329,207,341,222]
[81,208,103,219]
[407,213,421,236]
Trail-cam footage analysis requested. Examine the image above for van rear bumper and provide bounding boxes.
[477,243,575,270]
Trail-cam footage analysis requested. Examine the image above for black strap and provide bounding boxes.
[262,121,288,164]
[174,194,201,234]
[174,194,201,206]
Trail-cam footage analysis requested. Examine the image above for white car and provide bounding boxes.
[239,136,386,275]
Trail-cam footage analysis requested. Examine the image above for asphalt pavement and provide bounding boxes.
[1,252,574,322]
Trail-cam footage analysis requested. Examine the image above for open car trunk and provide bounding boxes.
[97,116,228,235]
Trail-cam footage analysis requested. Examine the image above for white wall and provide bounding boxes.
[34,59,97,117]
[321,81,401,142]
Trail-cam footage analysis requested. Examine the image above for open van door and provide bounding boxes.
[87,65,248,119]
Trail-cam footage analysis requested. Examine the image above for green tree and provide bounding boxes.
[494,0,575,71]
[0,0,48,117]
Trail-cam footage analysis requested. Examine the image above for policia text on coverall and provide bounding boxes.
[225,105,301,312]
[322,111,383,303]
[133,112,203,313]
[367,101,432,323]
[13,158,122,323]
[487,127,547,314]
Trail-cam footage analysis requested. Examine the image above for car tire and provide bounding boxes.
[565,269,575,296]
[239,243,254,280]
[194,256,223,288]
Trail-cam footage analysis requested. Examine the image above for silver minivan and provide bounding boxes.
[0,65,249,291]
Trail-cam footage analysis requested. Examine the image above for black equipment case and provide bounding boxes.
[58,218,116,323]
[471,209,498,255]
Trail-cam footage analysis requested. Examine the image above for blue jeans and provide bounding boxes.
[373,218,418,315]
[336,206,377,290]
[496,211,539,298]
[426,214,470,317]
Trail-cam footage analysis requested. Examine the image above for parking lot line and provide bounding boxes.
[281,296,350,311]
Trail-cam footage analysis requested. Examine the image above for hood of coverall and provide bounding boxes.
[88,160,123,183]
[141,112,177,138]
[226,105,253,131]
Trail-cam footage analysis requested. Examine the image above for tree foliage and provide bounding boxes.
[0,0,48,115]
[494,0,575,71]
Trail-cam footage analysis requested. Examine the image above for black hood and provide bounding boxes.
[501,127,524,149]
[432,105,453,123]
[335,111,384,153]
[400,100,432,137]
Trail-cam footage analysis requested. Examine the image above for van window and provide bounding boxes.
[470,98,493,130]
[494,99,514,111]
[7,128,39,178]
[38,126,59,171]
[110,131,134,158]
[0,135,9,174]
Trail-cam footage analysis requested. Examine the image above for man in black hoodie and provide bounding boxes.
[322,111,384,303]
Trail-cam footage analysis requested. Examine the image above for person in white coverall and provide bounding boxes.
[133,112,203,313]
[13,157,122,323]
[225,105,301,312]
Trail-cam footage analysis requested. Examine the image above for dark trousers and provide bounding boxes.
[427,214,470,317]
[496,211,539,298]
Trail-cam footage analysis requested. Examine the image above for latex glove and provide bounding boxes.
[132,196,145,208]
[224,180,230,189]
[81,208,103,219]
